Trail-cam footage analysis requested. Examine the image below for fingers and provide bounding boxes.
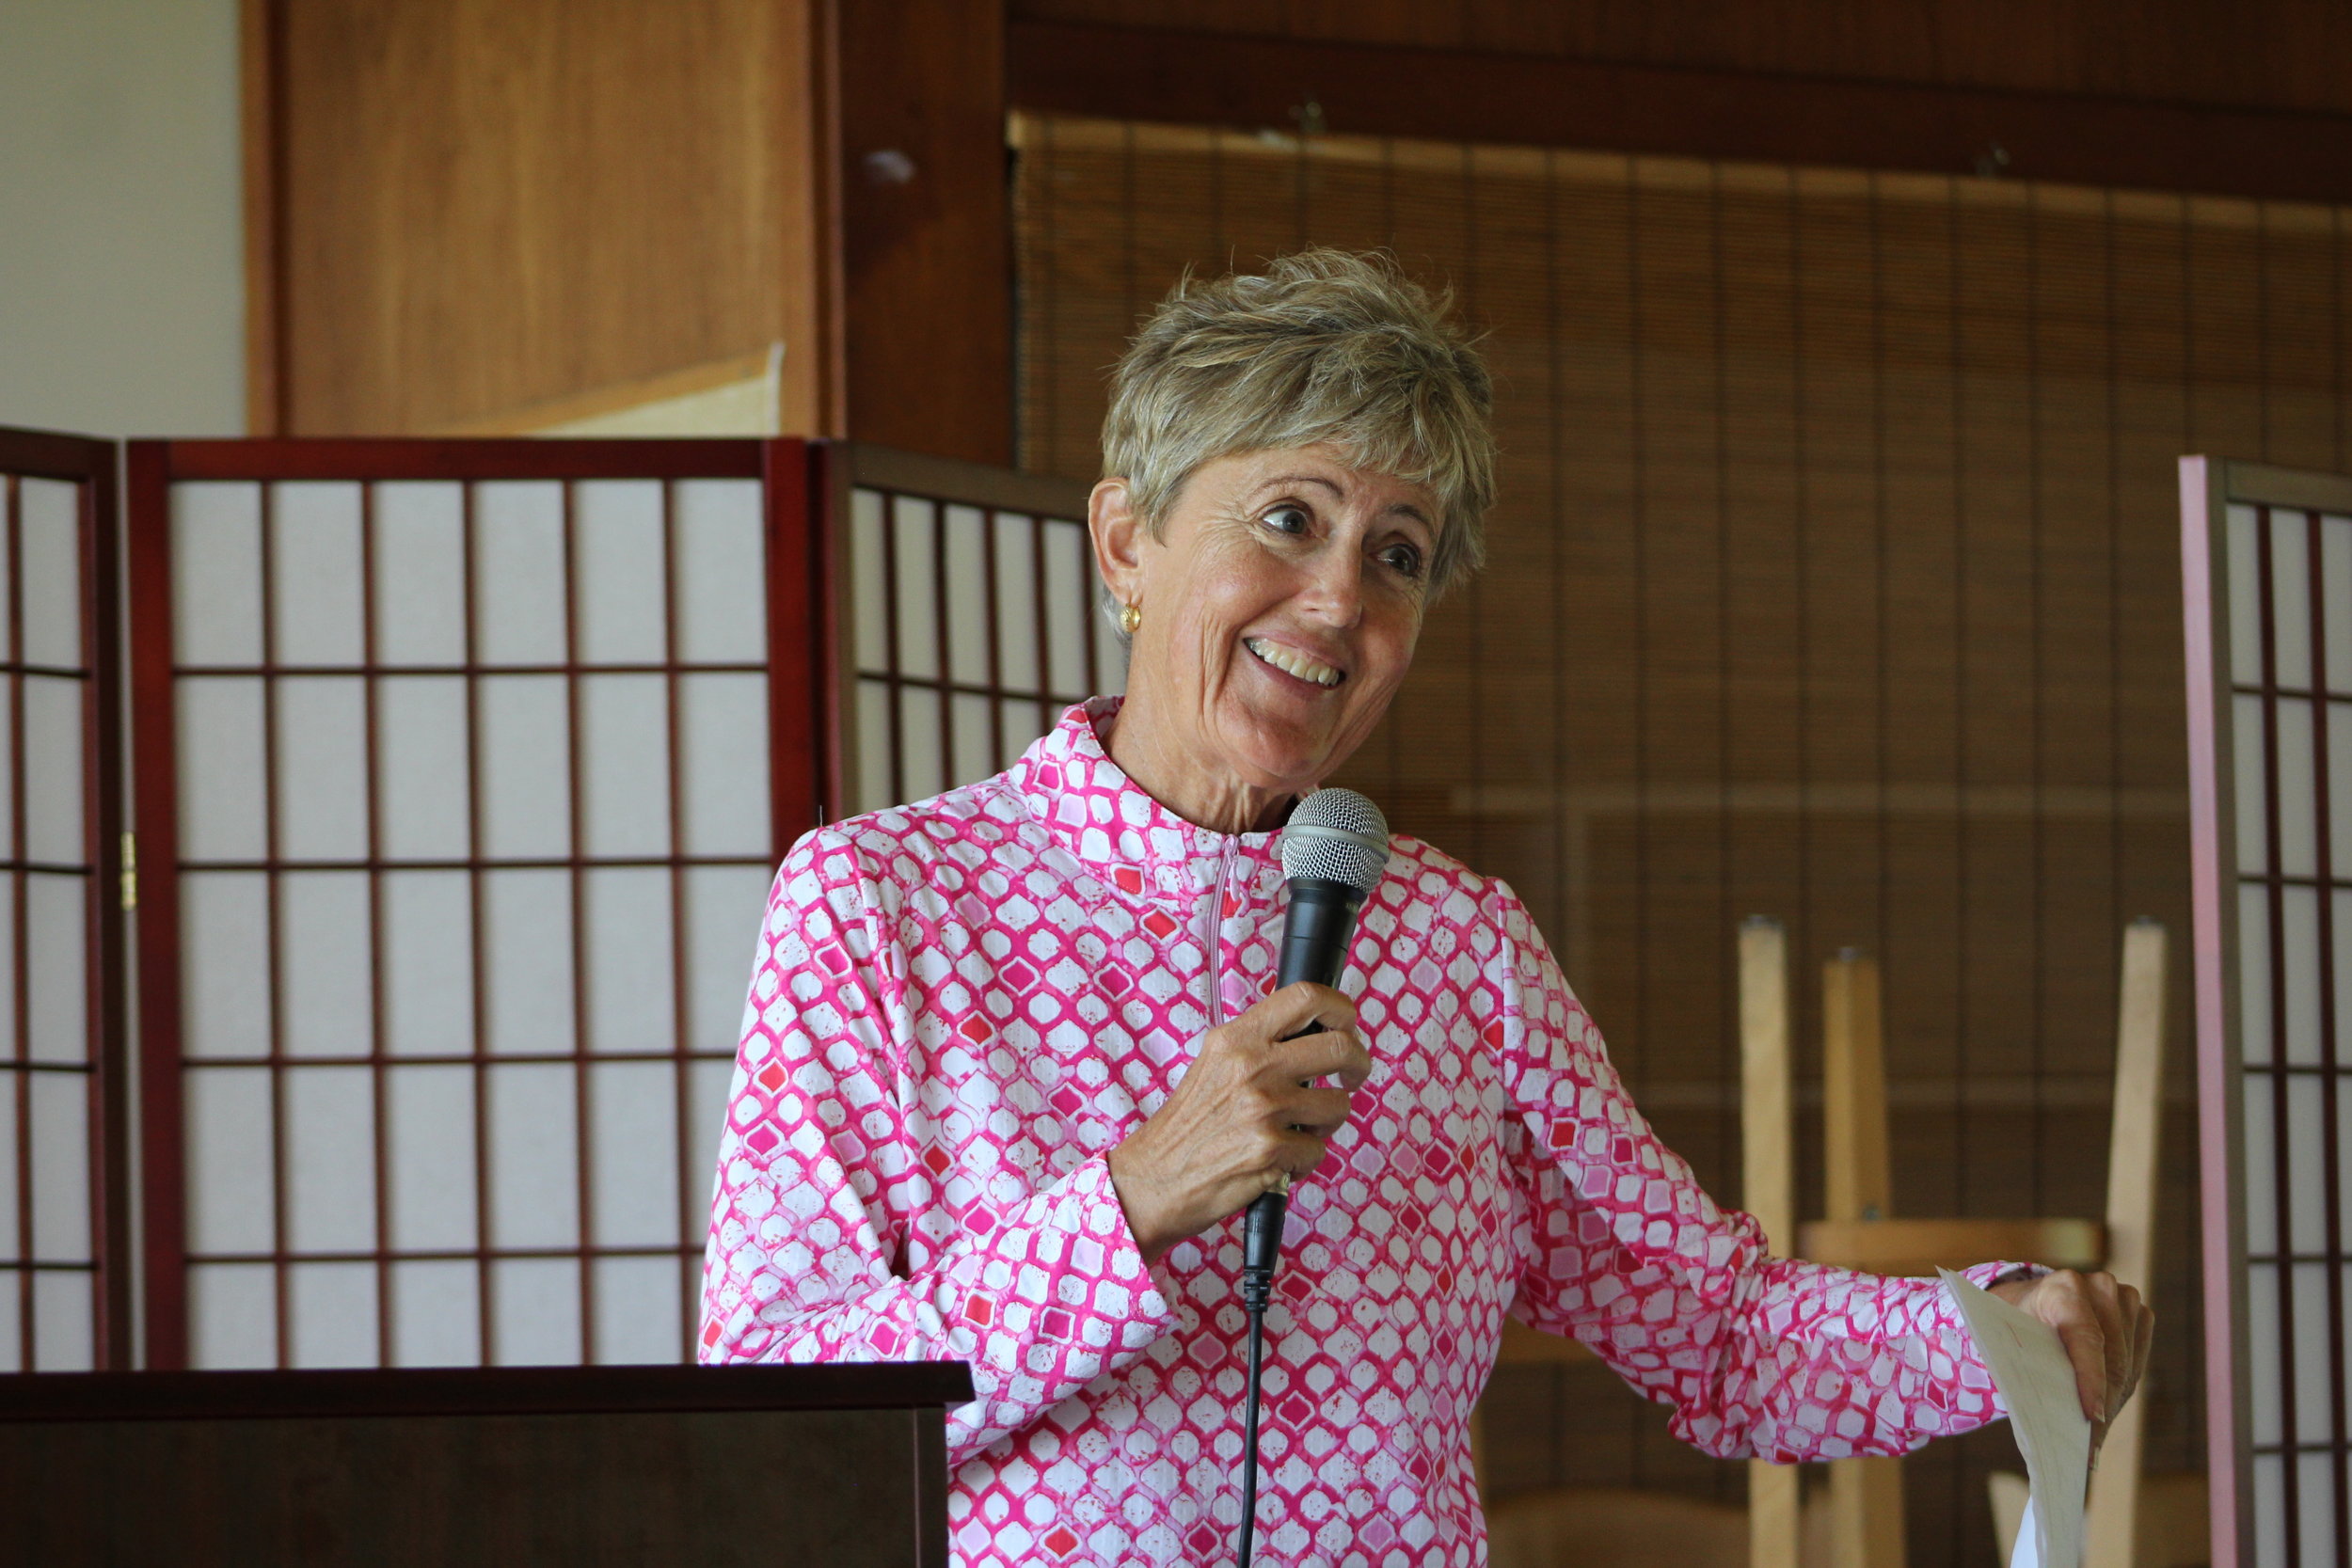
[1251,981,1358,1043]
[2036,1272,2113,1426]
[1273,1023,1373,1090]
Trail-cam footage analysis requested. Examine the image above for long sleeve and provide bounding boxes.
[1484,881,2011,1463]
[697,828,1177,1465]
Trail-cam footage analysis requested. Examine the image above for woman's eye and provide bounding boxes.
[1380,544,1424,579]
[1263,504,1311,536]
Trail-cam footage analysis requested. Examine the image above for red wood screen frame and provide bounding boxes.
[0,427,130,1371]
[124,437,825,1370]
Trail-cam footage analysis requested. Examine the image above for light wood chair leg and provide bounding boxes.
[1824,951,1905,1568]
[2086,920,2167,1568]
[1740,918,1802,1568]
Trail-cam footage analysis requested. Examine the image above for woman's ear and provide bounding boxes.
[1089,478,1149,608]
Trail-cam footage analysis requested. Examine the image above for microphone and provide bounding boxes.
[1235,786,1389,1567]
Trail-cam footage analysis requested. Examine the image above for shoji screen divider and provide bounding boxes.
[0,429,128,1372]
[828,444,1120,816]
[124,437,828,1372]
[2183,456,2352,1568]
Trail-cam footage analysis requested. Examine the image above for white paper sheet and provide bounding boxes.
[1939,1270,2092,1568]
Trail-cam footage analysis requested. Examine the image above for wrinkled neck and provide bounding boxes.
[1100,699,1295,837]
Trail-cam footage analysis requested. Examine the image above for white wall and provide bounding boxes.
[0,0,244,437]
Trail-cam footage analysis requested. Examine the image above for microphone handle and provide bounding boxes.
[1245,878,1371,1279]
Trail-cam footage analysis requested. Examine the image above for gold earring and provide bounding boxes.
[1119,602,1142,636]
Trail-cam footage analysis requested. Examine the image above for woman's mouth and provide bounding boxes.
[1245,637,1343,688]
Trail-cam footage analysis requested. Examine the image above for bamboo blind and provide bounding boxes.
[1013,110,2352,1565]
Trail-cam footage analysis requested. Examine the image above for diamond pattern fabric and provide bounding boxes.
[701,700,2018,1566]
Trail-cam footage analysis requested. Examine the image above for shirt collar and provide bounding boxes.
[1009,698,1284,899]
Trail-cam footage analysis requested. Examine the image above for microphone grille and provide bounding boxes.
[1279,787,1391,893]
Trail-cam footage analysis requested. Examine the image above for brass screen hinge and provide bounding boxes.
[120,832,136,911]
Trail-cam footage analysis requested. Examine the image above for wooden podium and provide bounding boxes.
[0,1360,972,1567]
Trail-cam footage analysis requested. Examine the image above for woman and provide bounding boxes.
[701,250,2152,1567]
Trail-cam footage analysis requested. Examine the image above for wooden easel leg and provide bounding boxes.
[1832,1455,1907,1567]
[1750,1459,1801,1568]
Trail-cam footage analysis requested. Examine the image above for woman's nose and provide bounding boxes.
[1295,547,1364,627]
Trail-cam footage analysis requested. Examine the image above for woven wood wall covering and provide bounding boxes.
[1012,110,2352,1565]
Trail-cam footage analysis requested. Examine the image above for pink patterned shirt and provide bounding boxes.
[701,700,2012,1566]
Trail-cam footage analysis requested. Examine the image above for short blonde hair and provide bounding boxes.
[1101,248,1495,594]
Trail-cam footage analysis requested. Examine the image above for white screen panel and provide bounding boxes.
[851,488,888,673]
[2325,515,2352,693]
[0,1067,15,1255]
[486,1060,580,1249]
[184,1066,276,1254]
[25,872,86,1064]
[380,870,473,1058]
[376,675,471,860]
[272,482,366,668]
[993,513,1041,690]
[385,1063,476,1252]
[690,1055,737,1184]
[189,1261,276,1369]
[2297,1450,2335,1567]
[892,495,940,680]
[472,482,568,666]
[2275,697,2318,878]
[1001,697,1048,763]
[481,868,575,1057]
[477,675,572,859]
[171,482,264,667]
[275,673,373,859]
[856,677,894,816]
[181,871,271,1059]
[945,503,991,684]
[177,676,267,861]
[2231,502,2265,687]
[288,1260,378,1368]
[683,864,772,1057]
[2272,508,2316,690]
[2287,1072,2328,1253]
[898,685,944,802]
[676,673,768,858]
[1095,590,1130,698]
[574,480,667,665]
[390,1259,480,1367]
[19,477,82,669]
[0,1275,16,1372]
[2242,881,2274,1066]
[590,1060,679,1248]
[373,482,468,667]
[579,673,670,857]
[278,871,373,1059]
[2249,1259,2283,1444]
[593,1255,682,1365]
[1043,517,1090,696]
[30,1272,92,1372]
[0,681,13,860]
[2246,1077,2280,1257]
[2281,884,2322,1066]
[23,673,83,863]
[283,1065,376,1253]
[673,479,765,664]
[0,875,12,1063]
[490,1257,581,1366]
[2295,1261,2334,1444]
[953,690,995,784]
[2236,692,2272,874]
[27,1071,88,1261]
[582,866,674,1054]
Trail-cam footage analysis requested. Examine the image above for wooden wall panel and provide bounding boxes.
[1012,0,2352,119]
[257,0,824,438]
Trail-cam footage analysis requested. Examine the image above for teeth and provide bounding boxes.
[1246,638,1343,688]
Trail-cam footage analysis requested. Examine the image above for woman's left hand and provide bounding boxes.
[1987,1269,2154,1453]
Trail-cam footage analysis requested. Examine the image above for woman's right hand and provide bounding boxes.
[1106,982,1373,1265]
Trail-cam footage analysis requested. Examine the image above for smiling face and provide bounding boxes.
[1089,444,1438,832]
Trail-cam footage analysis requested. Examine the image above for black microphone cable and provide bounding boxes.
[1233,788,1389,1568]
